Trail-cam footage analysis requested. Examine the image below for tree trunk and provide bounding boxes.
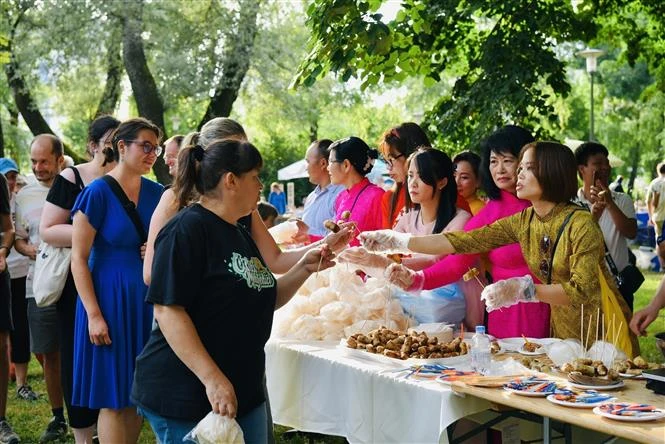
[95,27,123,117]
[309,121,318,142]
[5,55,84,163]
[198,0,261,129]
[121,0,170,183]
[627,145,640,196]
[0,114,5,158]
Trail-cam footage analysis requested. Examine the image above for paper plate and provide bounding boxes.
[503,387,554,397]
[498,337,560,352]
[569,380,625,391]
[518,345,547,356]
[546,393,616,408]
[593,404,665,422]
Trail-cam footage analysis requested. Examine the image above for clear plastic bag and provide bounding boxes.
[184,411,244,444]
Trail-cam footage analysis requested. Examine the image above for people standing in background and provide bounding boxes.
[647,162,665,269]
[378,123,431,228]
[163,134,184,180]
[257,202,279,229]
[14,135,67,442]
[453,151,485,215]
[39,115,120,444]
[0,172,19,444]
[328,136,385,244]
[0,159,35,403]
[610,174,625,193]
[302,139,344,240]
[574,142,637,310]
[70,118,163,443]
[268,182,287,215]
[340,148,471,325]
[377,126,548,335]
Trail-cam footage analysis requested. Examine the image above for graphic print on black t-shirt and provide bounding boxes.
[227,253,274,291]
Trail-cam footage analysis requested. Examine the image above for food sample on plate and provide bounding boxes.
[519,356,553,373]
[560,358,619,380]
[521,335,544,353]
[611,356,663,375]
[490,341,501,354]
[504,377,559,394]
[346,327,469,360]
[323,219,340,233]
[551,390,614,404]
[597,403,661,417]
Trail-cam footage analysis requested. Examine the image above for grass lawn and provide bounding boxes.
[4,272,663,442]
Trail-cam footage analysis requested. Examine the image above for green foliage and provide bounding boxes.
[296,0,601,149]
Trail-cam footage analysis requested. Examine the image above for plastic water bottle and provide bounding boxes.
[470,325,491,374]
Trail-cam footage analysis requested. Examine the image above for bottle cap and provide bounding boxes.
[475,325,486,334]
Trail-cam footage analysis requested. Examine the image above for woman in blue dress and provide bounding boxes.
[71,117,163,443]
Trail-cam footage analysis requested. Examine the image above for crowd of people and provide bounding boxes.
[0,115,662,444]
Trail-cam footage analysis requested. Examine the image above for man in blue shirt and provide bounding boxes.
[301,140,344,239]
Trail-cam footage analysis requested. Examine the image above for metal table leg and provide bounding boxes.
[543,416,551,444]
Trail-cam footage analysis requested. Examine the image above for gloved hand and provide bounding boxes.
[338,247,391,278]
[480,275,537,312]
[358,230,412,254]
[385,263,424,292]
[323,222,355,253]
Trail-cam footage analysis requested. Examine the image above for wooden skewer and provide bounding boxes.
[601,314,605,363]
[585,313,593,352]
[613,320,623,350]
[580,304,584,348]
[595,307,600,348]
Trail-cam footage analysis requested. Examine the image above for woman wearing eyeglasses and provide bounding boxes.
[39,115,120,443]
[70,118,164,443]
[327,136,384,244]
[361,142,638,356]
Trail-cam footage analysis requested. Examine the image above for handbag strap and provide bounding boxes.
[101,175,147,243]
[574,200,622,278]
[547,209,582,284]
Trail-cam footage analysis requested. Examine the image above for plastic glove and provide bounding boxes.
[480,275,537,312]
[323,222,355,253]
[385,263,424,291]
[358,230,411,254]
[338,247,391,278]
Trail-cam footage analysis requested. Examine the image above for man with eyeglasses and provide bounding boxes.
[163,135,184,180]
[14,134,68,442]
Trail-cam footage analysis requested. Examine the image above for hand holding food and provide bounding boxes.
[338,247,392,278]
[358,230,412,254]
[303,244,336,274]
[385,263,421,291]
[322,221,355,253]
[480,275,536,312]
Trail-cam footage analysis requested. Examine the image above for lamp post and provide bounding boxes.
[577,48,605,141]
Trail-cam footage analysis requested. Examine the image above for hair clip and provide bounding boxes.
[193,144,204,161]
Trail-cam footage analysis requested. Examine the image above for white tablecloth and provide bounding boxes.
[265,340,491,443]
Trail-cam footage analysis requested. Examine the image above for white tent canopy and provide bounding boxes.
[277,158,390,183]
[278,159,308,181]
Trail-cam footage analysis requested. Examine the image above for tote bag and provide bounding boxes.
[33,242,72,307]
[598,265,639,358]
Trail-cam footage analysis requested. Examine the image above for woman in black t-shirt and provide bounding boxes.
[132,140,336,443]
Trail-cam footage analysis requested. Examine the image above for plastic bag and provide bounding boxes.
[184,411,244,444]
[268,221,298,244]
[394,283,466,325]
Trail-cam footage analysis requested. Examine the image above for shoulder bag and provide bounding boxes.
[34,166,83,307]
